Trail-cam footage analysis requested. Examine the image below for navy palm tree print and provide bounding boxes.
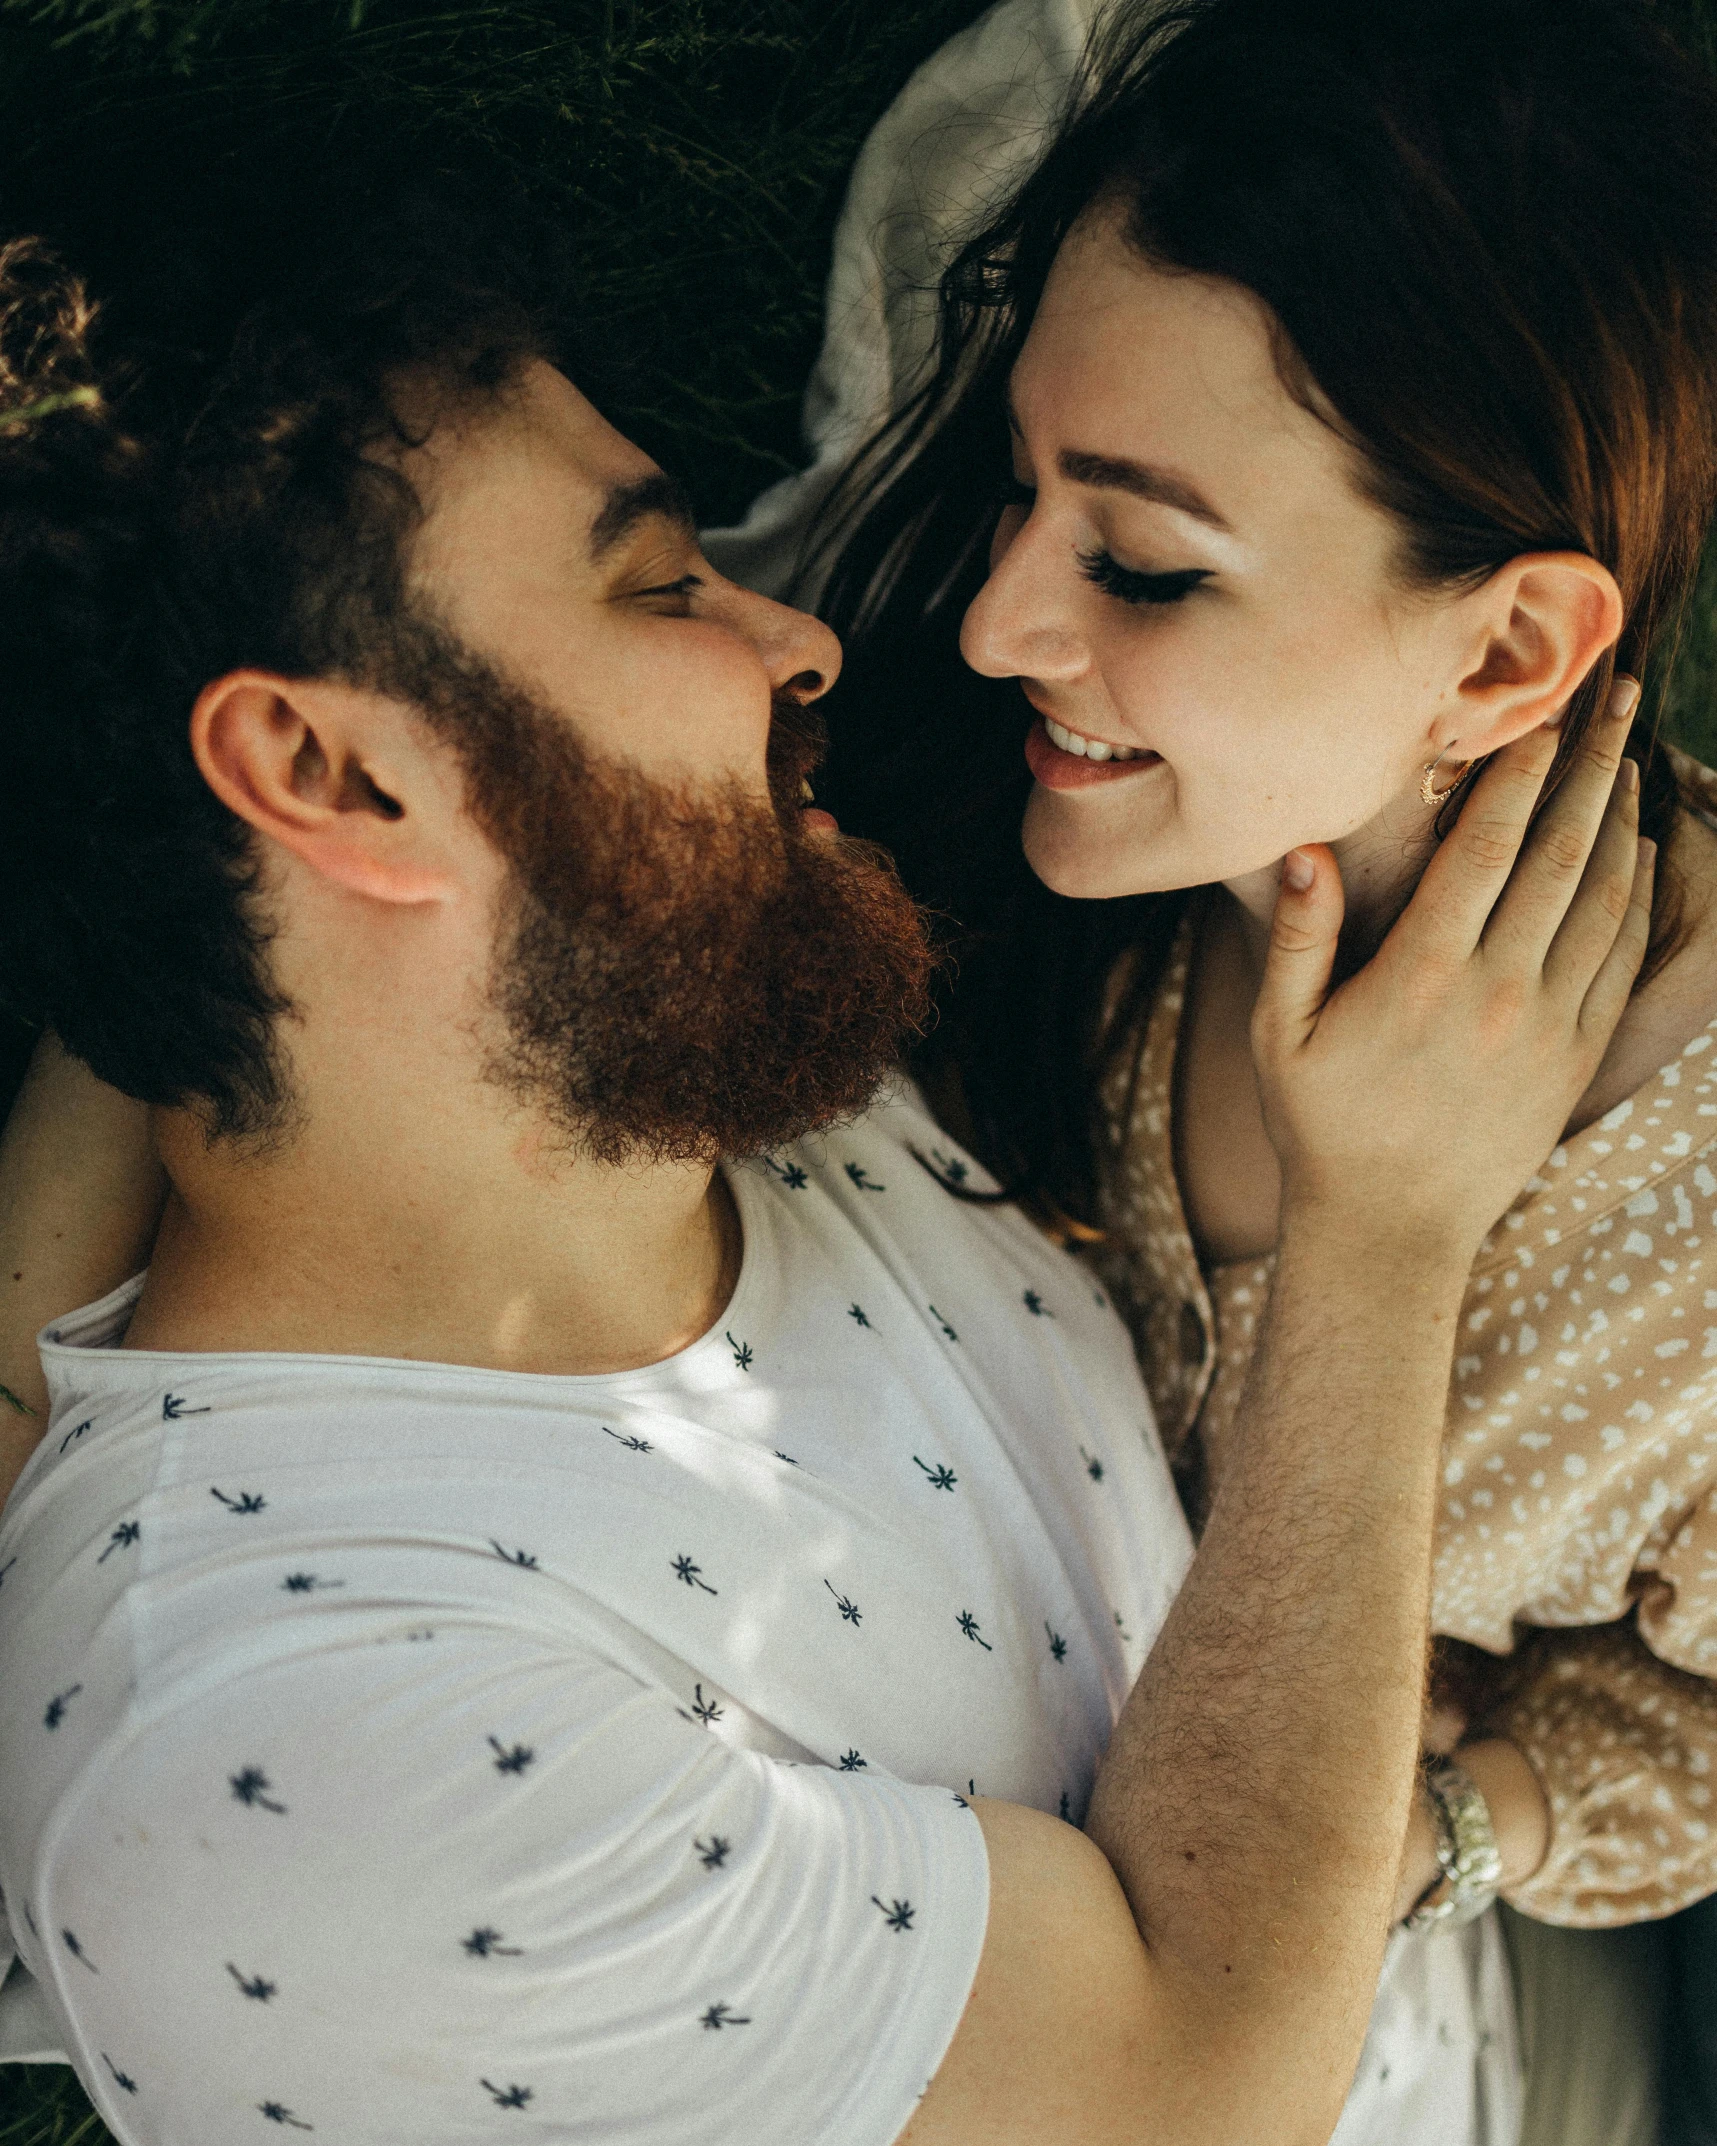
[956,1612,992,1651]
[463,1928,523,1957]
[481,2081,534,2109]
[914,1458,956,1491]
[227,1964,277,2001]
[699,2003,749,2030]
[97,1522,139,1563]
[695,1836,731,1870]
[162,1393,210,1420]
[824,1580,861,1625]
[679,1684,724,1728]
[231,1767,287,1814]
[258,2102,313,2128]
[487,1737,535,1776]
[102,2055,137,2094]
[211,1487,267,1514]
[43,1684,81,1729]
[872,1897,916,1932]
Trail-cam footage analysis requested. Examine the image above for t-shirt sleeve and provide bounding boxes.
[30,1629,990,2146]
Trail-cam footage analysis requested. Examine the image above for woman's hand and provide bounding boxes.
[0,1034,165,1503]
[1252,677,1651,1269]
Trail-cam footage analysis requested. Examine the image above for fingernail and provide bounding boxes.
[1283,848,1314,892]
[1621,757,1640,794]
[1611,675,1642,722]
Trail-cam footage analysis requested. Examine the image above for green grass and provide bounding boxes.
[0,2069,110,2146]
[4,1,1717,2138]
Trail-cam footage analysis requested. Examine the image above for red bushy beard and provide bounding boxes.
[426,644,935,1165]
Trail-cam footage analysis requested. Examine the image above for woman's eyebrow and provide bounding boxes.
[1005,389,1232,532]
[1055,448,1233,533]
[588,470,698,562]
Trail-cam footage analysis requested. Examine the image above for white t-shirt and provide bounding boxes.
[0,1082,1192,2146]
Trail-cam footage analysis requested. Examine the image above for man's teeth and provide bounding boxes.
[1043,717,1144,762]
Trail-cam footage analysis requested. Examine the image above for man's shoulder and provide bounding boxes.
[746,1077,1029,1262]
[749,1079,1137,1366]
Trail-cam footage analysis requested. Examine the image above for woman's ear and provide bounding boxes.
[190,671,465,905]
[1439,552,1623,756]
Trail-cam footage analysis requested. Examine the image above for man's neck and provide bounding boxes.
[123,1089,741,1378]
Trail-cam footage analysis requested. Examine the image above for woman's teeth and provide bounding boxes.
[1043,717,1144,762]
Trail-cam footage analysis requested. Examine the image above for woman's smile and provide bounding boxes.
[1024,713,1164,788]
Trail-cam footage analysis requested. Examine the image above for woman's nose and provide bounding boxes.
[959,512,1086,683]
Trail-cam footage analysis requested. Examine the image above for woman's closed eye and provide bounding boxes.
[1001,478,1212,608]
[1076,548,1212,608]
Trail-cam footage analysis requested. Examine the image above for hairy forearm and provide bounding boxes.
[0,1037,164,1498]
[1086,1214,1466,2107]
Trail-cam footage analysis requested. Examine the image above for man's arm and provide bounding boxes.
[0,1034,164,1500]
[905,697,1650,2146]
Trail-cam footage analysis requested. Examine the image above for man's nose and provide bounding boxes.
[744,592,843,703]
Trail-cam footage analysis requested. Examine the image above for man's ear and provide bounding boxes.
[1436,553,1623,758]
[190,672,464,904]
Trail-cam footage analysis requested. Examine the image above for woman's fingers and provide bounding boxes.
[1252,845,1344,1058]
[1480,675,1642,967]
[1541,751,1641,997]
[1577,837,1657,1042]
[1397,726,1562,960]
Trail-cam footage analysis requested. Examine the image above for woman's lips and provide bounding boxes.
[1024,717,1163,790]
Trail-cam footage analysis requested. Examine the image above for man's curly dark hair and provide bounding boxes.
[0,153,586,1137]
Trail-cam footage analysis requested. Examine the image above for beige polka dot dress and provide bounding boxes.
[1096,820,1717,1927]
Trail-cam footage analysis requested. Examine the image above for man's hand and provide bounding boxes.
[1253,677,1651,1268]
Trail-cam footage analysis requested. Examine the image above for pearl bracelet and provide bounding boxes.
[1403,1754,1503,1933]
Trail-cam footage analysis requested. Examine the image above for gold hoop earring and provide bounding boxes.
[1419,754,1472,807]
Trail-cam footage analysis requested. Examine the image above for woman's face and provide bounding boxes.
[960,210,1474,900]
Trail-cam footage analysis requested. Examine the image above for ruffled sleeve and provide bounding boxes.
[1486,1616,1717,1924]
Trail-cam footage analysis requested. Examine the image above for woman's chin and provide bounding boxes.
[1021,804,1198,901]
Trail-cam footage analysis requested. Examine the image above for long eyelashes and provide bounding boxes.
[1000,481,1212,609]
[1075,549,1212,608]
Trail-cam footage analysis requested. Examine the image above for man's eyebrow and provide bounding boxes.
[1005,388,1232,533]
[588,472,698,562]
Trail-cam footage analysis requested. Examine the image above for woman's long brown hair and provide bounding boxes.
[812,0,1717,1230]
